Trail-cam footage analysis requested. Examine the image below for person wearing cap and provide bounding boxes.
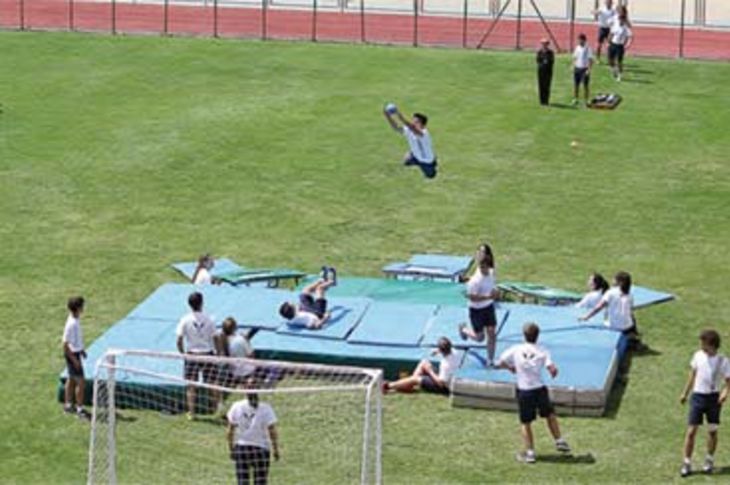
[535,38,554,106]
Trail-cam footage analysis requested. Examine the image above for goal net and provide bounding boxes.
[87,349,382,485]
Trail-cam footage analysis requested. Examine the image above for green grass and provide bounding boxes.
[1,31,730,484]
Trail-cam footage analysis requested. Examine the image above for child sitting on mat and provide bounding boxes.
[279,277,334,330]
[382,337,459,396]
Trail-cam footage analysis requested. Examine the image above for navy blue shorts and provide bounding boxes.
[184,352,217,383]
[608,43,625,63]
[65,351,84,379]
[420,375,449,395]
[517,386,554,424]
[688,392,721,426]
[598,27,611,43]
[404,153,438,179]
[299,293,327,319]
[574,67,590,87]
[469,305,497,334]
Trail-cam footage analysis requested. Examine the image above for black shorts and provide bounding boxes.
[65,351,84,379]
[688,392,721,426]
[598,27,611,43]
[184,352,217,383]
[608,43,625,63]
[299,293,327,319]
[573,67,590,87]
[469,305,497,334]
[420,375,449,395]
[517,386,554,424]
[405,153,438,179]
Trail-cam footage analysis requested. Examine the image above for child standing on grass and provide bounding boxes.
[679,329,730,477]
[572,33,594,106]
[497,323,571,463]
[62,296,91,420]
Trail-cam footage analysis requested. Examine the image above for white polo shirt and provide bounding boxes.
[403,126,435,164]
[62,315,84,353]
[176,311,217,353]
[573,44,594,69]
[498,343,552,391]
[438,352,461,383]
[575,290,603,310]
[596,6,616,28]
[691,351,730,395]
[610,23,632,45]
[288,311,319,329]
[466,267,496,310]
[193,267,212,285]
[227,400,277,449]
[228,334,255,378]
[601,287,633,331]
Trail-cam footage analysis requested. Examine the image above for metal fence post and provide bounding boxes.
[214,0,219,37]
[69,0,75,30]
[312,0,317,41]
[360,0,366,43]
[111,0,117,35]
[413,0,418,47]
[262,0,267,40]
[515,0,522,50]
[461,0,467,48]
[164,0,169,35]
[679,0,686,58]
[19,0,25,30]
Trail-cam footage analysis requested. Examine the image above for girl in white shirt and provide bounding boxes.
[580,271,638,336]
[191,253,218,285]
[382,338,459,396]
[575,272,610,310]
[458,244,499,366]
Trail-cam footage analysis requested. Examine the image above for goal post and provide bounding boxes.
[87,349,383,485]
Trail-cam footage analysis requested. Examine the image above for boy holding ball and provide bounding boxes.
[383,104,438,179]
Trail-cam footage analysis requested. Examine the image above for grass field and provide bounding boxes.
[1,31,730,484]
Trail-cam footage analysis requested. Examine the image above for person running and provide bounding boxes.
[459,243,499,366]
[279,278,334,329]
[572,33,594,106]
[575,272,610,310]
[679,329,730,477]
[226,382,280,485]
[382,337,459,396]
[383,105,438,179]
[62,296,91,420]
[497,323,571,464]
[593,0,616,62]
[536,38,555,106]
[608,14,633,81]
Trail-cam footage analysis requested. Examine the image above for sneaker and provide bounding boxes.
[616,74,622,82]
[328,267,337,286]
[555,440,571,454]
[571,98,579,106]
[680,462,692,478]
[457,324,468,341]
[63,405,75,415]
[702,457,714,474]
[516,451,536,464]
[76,408,91,421]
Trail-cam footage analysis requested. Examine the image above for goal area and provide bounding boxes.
[87,349,382,484]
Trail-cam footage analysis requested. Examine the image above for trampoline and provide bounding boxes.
[382,254,473,282]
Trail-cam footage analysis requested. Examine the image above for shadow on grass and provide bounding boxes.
[538,453,596,464]
[116,413,138,423]
[549,103,579,110]
[623,78,654,85]
[604,345,661,418]
[711,466,730,476]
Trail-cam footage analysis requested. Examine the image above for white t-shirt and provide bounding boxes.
[403,126,435,164]
[498,343,553,391]
[176,311,217,353]
[691,351,730,395]
[438,352,460,383]
[227,400,277,449]
[288,311,319,329]
[193,267,212,285]
[610,23,632,45]
[466,268,496,310]
[573,45,594,69]
[228,334,255,378]
[575,290,603,310]
[62,315,84,352]
[596,6,616,28]
[601,288,633,331]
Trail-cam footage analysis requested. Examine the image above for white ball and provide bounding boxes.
[385,103,397,114]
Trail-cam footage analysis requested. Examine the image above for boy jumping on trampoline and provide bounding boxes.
[279,278,334,329]
[678,329,730,477]
[383,104,438,179]
[497,322,571,464]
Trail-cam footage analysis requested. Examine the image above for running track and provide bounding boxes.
[1,0,728,60]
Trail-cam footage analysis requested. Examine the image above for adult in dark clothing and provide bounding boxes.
[536,39,555,106]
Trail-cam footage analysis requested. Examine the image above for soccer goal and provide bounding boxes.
[87,349,383,485]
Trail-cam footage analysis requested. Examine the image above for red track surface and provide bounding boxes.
[1,0,728,60]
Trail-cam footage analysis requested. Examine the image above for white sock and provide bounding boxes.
[526,449,535,456]
[76,406,84,412]
[556,438,566,444]
[684,457,691,465]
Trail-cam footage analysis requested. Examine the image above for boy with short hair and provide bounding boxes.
[679,329,730,477]
[608,14,633,81]
[279,278,334,329]
[497,322,571,463]
[572,33,594,106]
[383,105,438,179]
[593,0,616,62]
[177,291,220,419]
[62,296,91,420]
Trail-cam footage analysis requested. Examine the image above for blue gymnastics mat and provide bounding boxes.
[171,258,244,280]
[346,301,438,347]
[420,304,510,348]
[276,297,371,340]
[632,285,675,309]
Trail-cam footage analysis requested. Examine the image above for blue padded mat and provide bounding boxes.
[420,304,510,348]
[346,301,437,346]
[276,297,371,340]
[632,285,675,309]
[171,258,244,280]
[496,303,602,341]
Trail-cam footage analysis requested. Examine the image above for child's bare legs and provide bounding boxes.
[186,385,196,418]
[314,280,334,299]
[708,428,718,456]
[460,326,485,343]
[521,423,535,452]
[684,425,699,461]
[486,326,496,364]
[546,413,562,440]
[385,360,430,392]
[64,377,76,407]
[76,377,85,408]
